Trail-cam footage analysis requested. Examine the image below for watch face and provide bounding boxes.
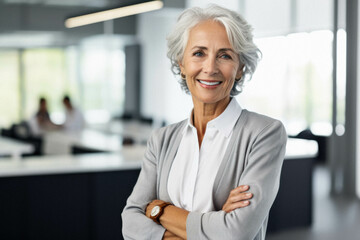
[151,206,160,217]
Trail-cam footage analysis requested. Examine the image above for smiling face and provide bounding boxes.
[179,20,243,106]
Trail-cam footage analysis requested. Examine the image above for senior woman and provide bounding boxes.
[122,4,287,240]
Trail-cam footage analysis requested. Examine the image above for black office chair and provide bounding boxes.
[139,116,153,125]
[9,122,43,157]
[293,128,326,164]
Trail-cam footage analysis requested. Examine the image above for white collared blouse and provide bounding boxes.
[167,98,242,213]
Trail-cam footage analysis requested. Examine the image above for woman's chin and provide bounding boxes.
[192,94,229,105]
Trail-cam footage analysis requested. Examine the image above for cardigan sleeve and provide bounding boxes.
[186,120,287,240]
[121,131,166,240]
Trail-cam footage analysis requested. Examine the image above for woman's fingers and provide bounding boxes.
[225,199,251,212]
[230,185,249,194]
[222,185,253,213]
[222,195,252,213]
[229,192,253,202]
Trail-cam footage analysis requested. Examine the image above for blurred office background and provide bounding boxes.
[0,0,359,239]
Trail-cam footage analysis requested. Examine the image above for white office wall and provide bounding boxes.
[244,0,292,37]
[297,0,333,32]
[245,0,333,37]
[137,9,193,124]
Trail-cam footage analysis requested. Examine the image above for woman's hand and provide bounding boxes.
[222,185,253,213]
[146,200,188,239]
[163,230,183,240]
[145,199,166,218]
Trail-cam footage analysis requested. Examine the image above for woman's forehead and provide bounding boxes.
[186,20,233,49]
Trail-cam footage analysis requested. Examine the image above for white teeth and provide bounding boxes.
[199,80,221,86]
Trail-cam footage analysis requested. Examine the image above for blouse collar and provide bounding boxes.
[185,98,242,138]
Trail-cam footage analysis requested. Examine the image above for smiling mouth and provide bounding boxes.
[197,80,222,86]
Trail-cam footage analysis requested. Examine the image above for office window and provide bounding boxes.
[79,35,126,124]
[0,50,21,127]
[0,41,126,128]
[23,48,68,121]
[237,30,333,136]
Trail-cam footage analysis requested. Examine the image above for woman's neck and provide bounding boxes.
[192,97,231,147]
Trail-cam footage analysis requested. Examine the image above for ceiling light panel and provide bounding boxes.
[65,0,163,28]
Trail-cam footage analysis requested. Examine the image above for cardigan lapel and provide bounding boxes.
[212,110,249,198]
[158,120,187,202]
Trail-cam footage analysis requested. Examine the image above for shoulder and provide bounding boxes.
[239,109,287,139]
[143,120,186,162]
[148,119,187,145]
[242,109,280,123]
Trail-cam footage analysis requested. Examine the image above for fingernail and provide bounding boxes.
[243,201,249,204]
[246,193,252,197]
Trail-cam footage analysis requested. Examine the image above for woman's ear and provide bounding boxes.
[236,64,245,80]
[178,61,185,75]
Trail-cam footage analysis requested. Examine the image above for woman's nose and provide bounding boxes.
[203,56,219,75]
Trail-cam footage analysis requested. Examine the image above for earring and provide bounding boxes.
[180,73,186,80]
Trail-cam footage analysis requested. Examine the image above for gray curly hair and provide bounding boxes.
[167,4,261,96]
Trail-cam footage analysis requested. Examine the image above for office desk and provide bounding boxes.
[0,145,145,177]
[42,129,126,155]
[268,138,316,232]
[0,136,34,160]
[284,138,318,159]
[41,122,155,155]
[0,138,317,239]
[0,138,316,176]
[90,120,154,144]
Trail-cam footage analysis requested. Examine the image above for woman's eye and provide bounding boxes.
[193,51,203,57]
[220,54,232,59]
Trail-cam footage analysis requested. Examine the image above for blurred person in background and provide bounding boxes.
[29,97,58,135]
[36,97,52,127]
[62,95,85,131]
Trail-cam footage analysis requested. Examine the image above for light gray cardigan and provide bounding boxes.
[122,110,287,240]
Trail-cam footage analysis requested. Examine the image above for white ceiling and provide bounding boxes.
[0,0,184,48]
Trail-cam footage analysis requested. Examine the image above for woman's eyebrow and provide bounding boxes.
[191,46,207,50]
[190,46,236,54]
[218,48,236,53]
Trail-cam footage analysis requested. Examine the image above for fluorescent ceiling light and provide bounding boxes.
[65,0,163,28]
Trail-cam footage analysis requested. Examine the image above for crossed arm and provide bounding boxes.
[145,185,253,239]
[122,120,287,240]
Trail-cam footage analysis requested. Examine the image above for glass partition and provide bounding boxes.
[23,48,68,122]
[0,50,21,127]
[237,30,334,136]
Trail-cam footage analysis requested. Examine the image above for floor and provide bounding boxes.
[267,165,360,240]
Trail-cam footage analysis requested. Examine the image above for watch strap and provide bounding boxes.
[150,202,172,224]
